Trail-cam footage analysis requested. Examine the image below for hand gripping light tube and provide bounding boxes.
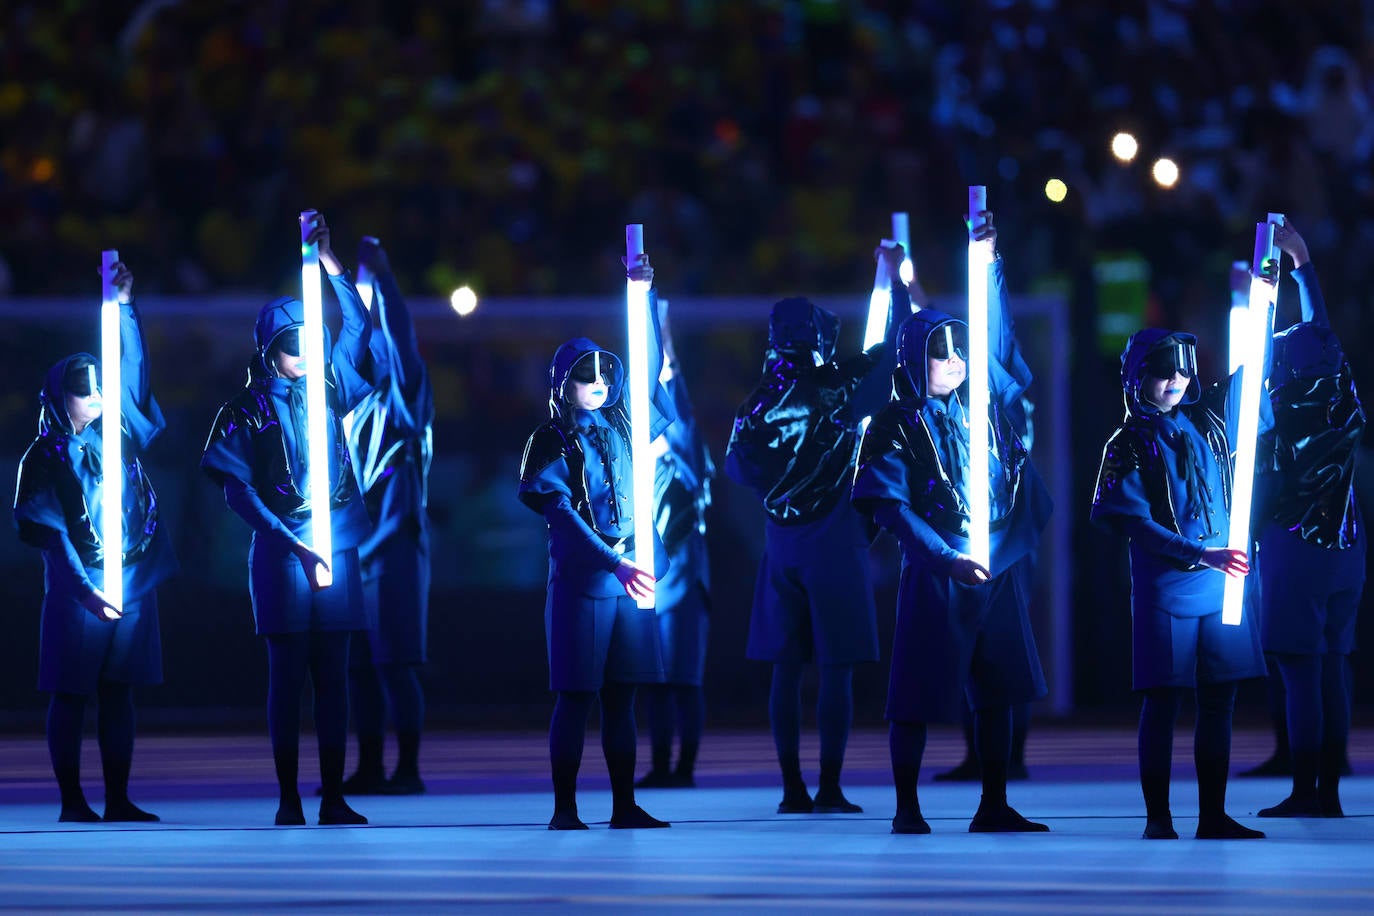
[892,212,914,288]
[1222,221,1278,625]
[863,212,912,351]
[100,250,123,612]
[300,212,333,588]
[966,187,992,570]
[625,224,655,609]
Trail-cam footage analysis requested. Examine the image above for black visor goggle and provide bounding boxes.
[271,328,302,358]
[928,325,968,362]
[1143,343,1196,380]
[569,352,614,385]
[64,362,101,397]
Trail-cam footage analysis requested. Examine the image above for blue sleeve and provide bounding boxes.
[1090,465,1206,566]
[40,528,95,597]
[374,272,429,410]
[1291,262,1329,327]
[119,301,166,451]
[988,258,1033,409]
[638,288,676,439]
[852,439,962,571]
[849,282,906,419]
[222,476,298,548]
[544,493,623,573]
[327,273,376,413]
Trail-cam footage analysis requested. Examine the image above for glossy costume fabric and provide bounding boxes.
[1091,329,1265,690]
[852,258,1051,723]
[1257,263,1365,656]
[201,273,376,635]
[518,289,675,691]
[14,302,176,694]
[726,290,903,665]
[347,271,434,665]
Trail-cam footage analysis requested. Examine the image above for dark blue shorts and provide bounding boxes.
[1258,522,1364,656]
[249,541,366,635]
[546,582,666,692]
[361,535,430,665]
[38,591,162,695]
[655,581,709,686]
[1131,603,1266,690]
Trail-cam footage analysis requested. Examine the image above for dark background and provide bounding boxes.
[2,1,1372,731]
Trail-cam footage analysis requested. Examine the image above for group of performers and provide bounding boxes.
[14,207,1364,839]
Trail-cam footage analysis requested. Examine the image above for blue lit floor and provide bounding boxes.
[1,728,1372,912]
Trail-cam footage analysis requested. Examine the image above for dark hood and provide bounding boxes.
[38,352,99,437]
[547,337,625,421]
[253,295,333,378]
[768,297,839,364]
[893,309,966,403]
[1271,321,1345,390]
[1120,328,1201,419]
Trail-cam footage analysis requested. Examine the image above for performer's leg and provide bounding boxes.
[311,631,366,825]
[96,681,157,822]
[1138,686,1181,839]
[1195,681,1264,839]
[266,633,310,825]
[1318,653,1351,816]
[770,660,811,812]
[889,720,930,834]
[1239,660,1292,777]
[969,703,1047,832]
[603,682,669,828]
[549,689,595,829]
[47,692,98,822]
[635,685,675,787]
[342,636,387,794]
[381,663,425,793]
[933,705,980,781]
[814,663,861,812]
[673,684,704,785]
[1259,654,1322,816]
[1009,702,1031,779]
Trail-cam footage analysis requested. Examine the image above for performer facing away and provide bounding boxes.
[1254,222,1365,819]
[339,237,434,796]
[725,242,904,815]
[636,297,714,790]
[201,211,374,827]
[518,252,676,830]
[1092,318,1267,840]
[853,213,1053,834]
[15,260,176,823]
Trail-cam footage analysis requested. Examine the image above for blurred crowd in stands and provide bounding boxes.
[2,0,1373,366]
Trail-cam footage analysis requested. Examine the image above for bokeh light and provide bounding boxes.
[1111,132,1138,163]
[450,285,478,316]
[1151,157,1180,188]
[1044,178,1068,203]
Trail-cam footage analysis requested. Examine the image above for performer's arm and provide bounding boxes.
[222,476,300,548]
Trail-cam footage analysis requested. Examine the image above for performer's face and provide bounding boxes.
[569,375,608,410]
[273,349,307,379]
[1142,371,1188,413]
[65,391,103,433]
[927,354,966,398]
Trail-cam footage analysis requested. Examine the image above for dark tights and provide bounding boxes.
[890,704,1014,813]
[266,631,351,803]
[549,683,640,816]
[641,684,704,777]
[1138,683,1237,821]
[1274,653,1350,801]
[47,682,136,812]
[769,661,853,792]
[349,637,425,779]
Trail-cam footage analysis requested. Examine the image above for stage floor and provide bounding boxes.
[2,726,1372,912]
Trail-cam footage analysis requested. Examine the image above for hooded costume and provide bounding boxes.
[1091,328,1265,690]
[518,289,676,691]
[200,279,376,634]
[1255,262,1365,657]
[14,299,176,694]
[725,291,901,665]
[851,258,1051,723]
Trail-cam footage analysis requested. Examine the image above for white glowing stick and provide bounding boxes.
[892,212,914,288]
[1222,222,1278,625]
[625,224,655,609]
[300,212,333,588]
[966,186,992,571]
[100,250,123,612]
[1227,260,1249,375]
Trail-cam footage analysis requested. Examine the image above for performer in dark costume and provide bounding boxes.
[518,252,676,830]
[1254,222,1364,818]
[15,260,176,823]
[636,298,713,789]
[338,237,434,796]
[1092,311,1268,840]
[725,243,905,815]
[852,214,1053,834]
[201,211,374,827]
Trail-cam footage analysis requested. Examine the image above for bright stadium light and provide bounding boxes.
[300,211,333,589]
[1152,157,1180,188]
[966,185,992,572]
[1111,132,1139,163]
[100,249,123,614]
[450,285,478,317]
[625,224,655,609]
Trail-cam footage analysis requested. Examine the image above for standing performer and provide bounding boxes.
[1091,316,1267,839]
[15,260,176,823]
[636,298,713,789]
[725,243,905,815]
[518,252,675,830]
[338,237,434,796]
[1255,222,1364,818]
[201,211,373,826]
[853,214,1053,834]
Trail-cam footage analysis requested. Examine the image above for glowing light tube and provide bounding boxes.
[300,212,333,588]
[966,186,992,570]
[892,212,913,289]
[100,249,123,613]
[1222,221,1277,625]
[625,224,655,609]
